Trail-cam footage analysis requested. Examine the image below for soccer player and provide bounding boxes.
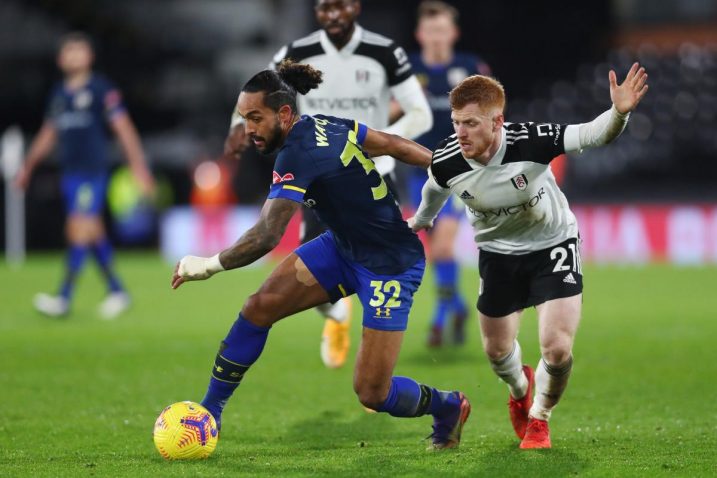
[224,0,433,369]
[173,61,470,450]
[409,0,492,347]
[14,33,155,319]
[409,64,649,448]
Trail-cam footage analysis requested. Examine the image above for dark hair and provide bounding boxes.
[58,31,93,51]
[242,59,323,112]
[417,1,459,25]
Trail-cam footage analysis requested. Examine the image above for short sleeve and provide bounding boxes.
[269,45,289,69]
[267,146,318,203]
[318,116,368,145]
[385,43,413,86]
[98,78,125,120]
[44,86,62,124]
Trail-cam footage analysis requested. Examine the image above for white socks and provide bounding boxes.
[529,357,573,421]
[489,340,529,399]
[316,298,349,323]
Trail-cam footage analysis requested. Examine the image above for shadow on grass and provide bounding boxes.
[400,346,478,366]
[473,444,590,477]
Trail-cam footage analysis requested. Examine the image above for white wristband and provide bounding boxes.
[206,253,225,274]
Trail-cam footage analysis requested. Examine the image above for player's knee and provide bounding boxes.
[241,293,277,327]
[541,340,573,366]
[482,338,514,361]
[353,381,388,410]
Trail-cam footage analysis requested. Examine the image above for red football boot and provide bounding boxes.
[508,365,534,439]
[519,417,551,449]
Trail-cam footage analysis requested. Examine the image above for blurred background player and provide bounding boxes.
[14,32,155,319]
[224,0,433,368]
[408,1,491,347]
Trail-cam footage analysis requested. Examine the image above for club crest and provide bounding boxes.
[511,174,529,191]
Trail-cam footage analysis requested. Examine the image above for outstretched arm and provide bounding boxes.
[171,198,300,289]
[361,127,432,169]
[564,62,649,153]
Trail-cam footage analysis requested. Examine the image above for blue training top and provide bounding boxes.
[268,114,424,275]
[45,73,126,175]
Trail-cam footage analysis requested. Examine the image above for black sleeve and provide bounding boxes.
[355,41,414,87]
[385,42,413,86]
[430,136,470,189]
[504,122,568,165]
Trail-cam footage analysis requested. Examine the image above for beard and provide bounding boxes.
[254,121,284,155]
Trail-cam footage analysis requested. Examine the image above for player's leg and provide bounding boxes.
[34,177,94,316]
[200,233,350,427]
[76,175,130,319]
[521,237,583,449]
[477,249,534,439]
[351,258,471,449]
[353,327,470,450]
[520,294,581,449]
[301,208,352,368]
[427,203,468,346]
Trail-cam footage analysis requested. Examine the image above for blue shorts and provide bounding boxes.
[408,173,464,220]
[61,174,108,216]
[295,232,425,331]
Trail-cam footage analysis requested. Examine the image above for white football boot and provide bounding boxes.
[99,292,131,320]
[33,293,69,317]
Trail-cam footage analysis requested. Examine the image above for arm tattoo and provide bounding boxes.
[218,198,299,270]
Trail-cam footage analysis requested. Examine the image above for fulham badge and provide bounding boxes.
[511,174,529,191]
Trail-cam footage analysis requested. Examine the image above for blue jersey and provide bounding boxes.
[410,52,490,151]
[45,74,126,175]
[268,115,424,275]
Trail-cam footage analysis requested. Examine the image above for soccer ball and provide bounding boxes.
[153,401,219,460]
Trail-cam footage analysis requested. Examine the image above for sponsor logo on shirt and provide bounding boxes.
[305,97,379,111]
[272,171,295,184]
[467,187,546,220]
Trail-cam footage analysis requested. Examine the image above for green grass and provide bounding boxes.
[1,254,716,477]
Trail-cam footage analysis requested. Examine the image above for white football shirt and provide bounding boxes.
[428,122,577,254]
[269,25,430,175]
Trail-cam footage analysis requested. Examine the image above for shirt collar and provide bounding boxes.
[319,24,363,57]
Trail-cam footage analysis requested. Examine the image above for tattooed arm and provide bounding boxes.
[171,198,300,289]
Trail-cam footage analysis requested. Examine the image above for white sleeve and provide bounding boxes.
[413,171,451,226]
[564,105,630,153]
[269,45,288,70]
[384,76,433,139]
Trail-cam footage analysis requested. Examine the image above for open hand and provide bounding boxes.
[610,62,649,114]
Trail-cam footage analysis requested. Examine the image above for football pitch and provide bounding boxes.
[1,254,715,477]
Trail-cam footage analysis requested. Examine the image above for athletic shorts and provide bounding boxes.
[408,173,463,220]
[477,237,583,317]
[61,173,108,216]
[300,172,402,245]
[295,232,425,331]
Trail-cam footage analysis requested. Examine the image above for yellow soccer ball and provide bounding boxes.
[153,401,219,460]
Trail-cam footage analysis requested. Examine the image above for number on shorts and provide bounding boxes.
[550,246,570,272]
[368,280,402,307]
[550,243,582,274]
